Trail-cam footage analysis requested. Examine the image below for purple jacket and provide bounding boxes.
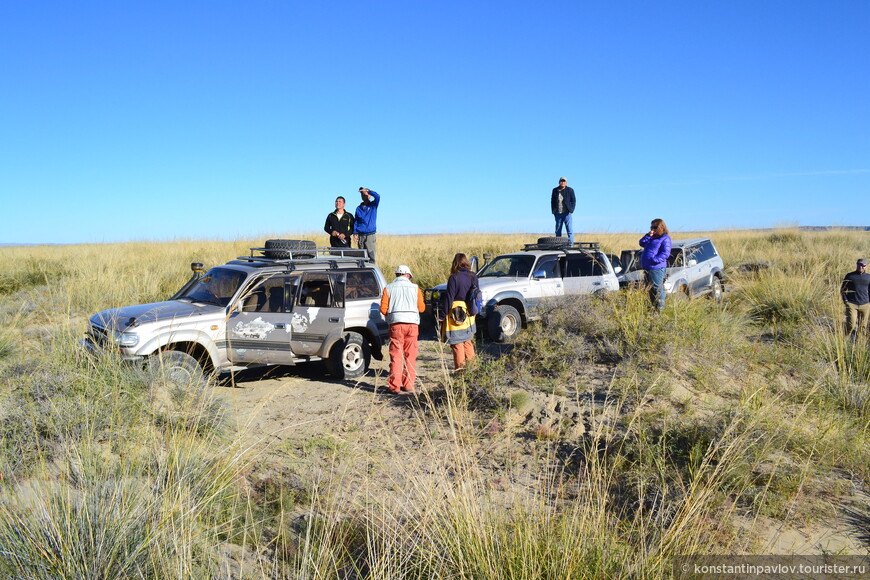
[639,234,672,270]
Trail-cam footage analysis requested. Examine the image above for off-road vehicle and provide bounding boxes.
[80,240,389,384]
[617,237,726,301]
[426,238,620,342]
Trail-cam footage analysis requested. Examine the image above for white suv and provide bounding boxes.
[426,239,620,342]
[617,237,726,302]
[80,241,390,384]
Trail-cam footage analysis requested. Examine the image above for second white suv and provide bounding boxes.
[426,238,620,342]
[617,237,726,302]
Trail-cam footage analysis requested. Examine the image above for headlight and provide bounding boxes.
[431,290,440,300]
[663,279,674,292]
[114,331,140,347]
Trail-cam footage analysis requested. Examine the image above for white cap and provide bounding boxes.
[395,265,413,277]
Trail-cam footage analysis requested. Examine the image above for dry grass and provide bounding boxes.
[1,229,869,577]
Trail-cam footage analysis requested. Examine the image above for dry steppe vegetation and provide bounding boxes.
[0,229,868,578]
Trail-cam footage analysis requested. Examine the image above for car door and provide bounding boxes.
[530,255,563,299]
[289,272,345,357]
[619,250,644,288]
[226,274,300,365]
[687,242,715,295]
[562,254,609,295]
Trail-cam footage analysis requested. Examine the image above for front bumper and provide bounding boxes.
[77,337,145,362]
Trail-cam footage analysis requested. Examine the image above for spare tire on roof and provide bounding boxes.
[536,236,570,247]
[264,239,316,259]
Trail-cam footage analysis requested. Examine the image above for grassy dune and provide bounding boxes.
[0,229,868,578]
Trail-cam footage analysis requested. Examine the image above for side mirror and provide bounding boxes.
[533,269,547,279]
[688,259,698,267]
[613,265,623,274]
[470,256,479,272]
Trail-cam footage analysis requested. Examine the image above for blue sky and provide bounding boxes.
[2,1,867,244]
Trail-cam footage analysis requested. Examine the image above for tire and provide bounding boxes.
[709,276,724,303]
[487,304,521,343]
[537,236,569,247]
[144,350,207,392]
[326,331,370,379]
[264,239,316,259]
[674,285,690,301]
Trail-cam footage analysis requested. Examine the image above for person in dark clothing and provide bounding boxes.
[440,253,478,370]
[550,177,576,245]
[841,258,870,335]
[324,196,354,248]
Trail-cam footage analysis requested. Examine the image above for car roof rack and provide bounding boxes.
[522,241,600,252]
[234,246,371,269]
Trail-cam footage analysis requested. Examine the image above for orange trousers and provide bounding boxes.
[387,323,419,391]
[451,340,475,369]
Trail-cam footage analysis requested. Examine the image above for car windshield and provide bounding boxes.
[179,267,247,307]
[478,255,536,278]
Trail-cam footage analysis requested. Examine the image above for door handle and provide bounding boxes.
[329,317,340,323]
[274,323,286,329]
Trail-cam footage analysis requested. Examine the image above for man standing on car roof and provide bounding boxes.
[841,258,870,335]
[551,177,576,245]
[379,265,425,393]
[353,187,380,262]
[324,196,354,248]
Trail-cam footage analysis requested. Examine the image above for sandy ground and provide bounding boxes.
[214,334,870,556]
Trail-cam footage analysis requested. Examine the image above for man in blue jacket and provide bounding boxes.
[550,177,576,244]
[353,187,380,262]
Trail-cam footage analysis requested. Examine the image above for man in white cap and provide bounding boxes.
[379,265,425,393]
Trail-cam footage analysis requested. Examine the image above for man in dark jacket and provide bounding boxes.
[550,177,576,244]
[324,196,354,248]
[841,258,870,335]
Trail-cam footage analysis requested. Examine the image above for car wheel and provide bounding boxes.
[326,332,370,379]
[487,304,521,343]
[144,350,208,392]
[264,239,316,259]
[709,276,724,303]
[674,285,690,301]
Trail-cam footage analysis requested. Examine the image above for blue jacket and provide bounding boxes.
[639,233,672,270]
[354,190,380,235]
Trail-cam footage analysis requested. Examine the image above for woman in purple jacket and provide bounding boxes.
[639,218,672,310]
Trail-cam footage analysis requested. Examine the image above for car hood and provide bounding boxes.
[429,277,529,301]
[90,300,221,331]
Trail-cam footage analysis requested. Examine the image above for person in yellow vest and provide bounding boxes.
[379,265,425,393]
[440,253,478,370]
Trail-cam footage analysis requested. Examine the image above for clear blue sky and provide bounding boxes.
[2,1,868,244]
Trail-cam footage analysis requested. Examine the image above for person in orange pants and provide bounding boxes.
[440,253,478,370]
[379,265,425,392]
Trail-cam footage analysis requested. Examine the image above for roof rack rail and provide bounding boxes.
[522,241,600,252]
[236,246,371,266]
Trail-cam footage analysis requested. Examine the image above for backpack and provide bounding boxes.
[465,278,483,316]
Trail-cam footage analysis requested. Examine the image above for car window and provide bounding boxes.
[533,256,561,278]
[668,249,684,268]
[299,273,335,308]
[695,241,717,262]
[346,270,380,300]
[182,267,247,307]
[478,255,535,278]
[565,254,604,277]
[241,275,299,312]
